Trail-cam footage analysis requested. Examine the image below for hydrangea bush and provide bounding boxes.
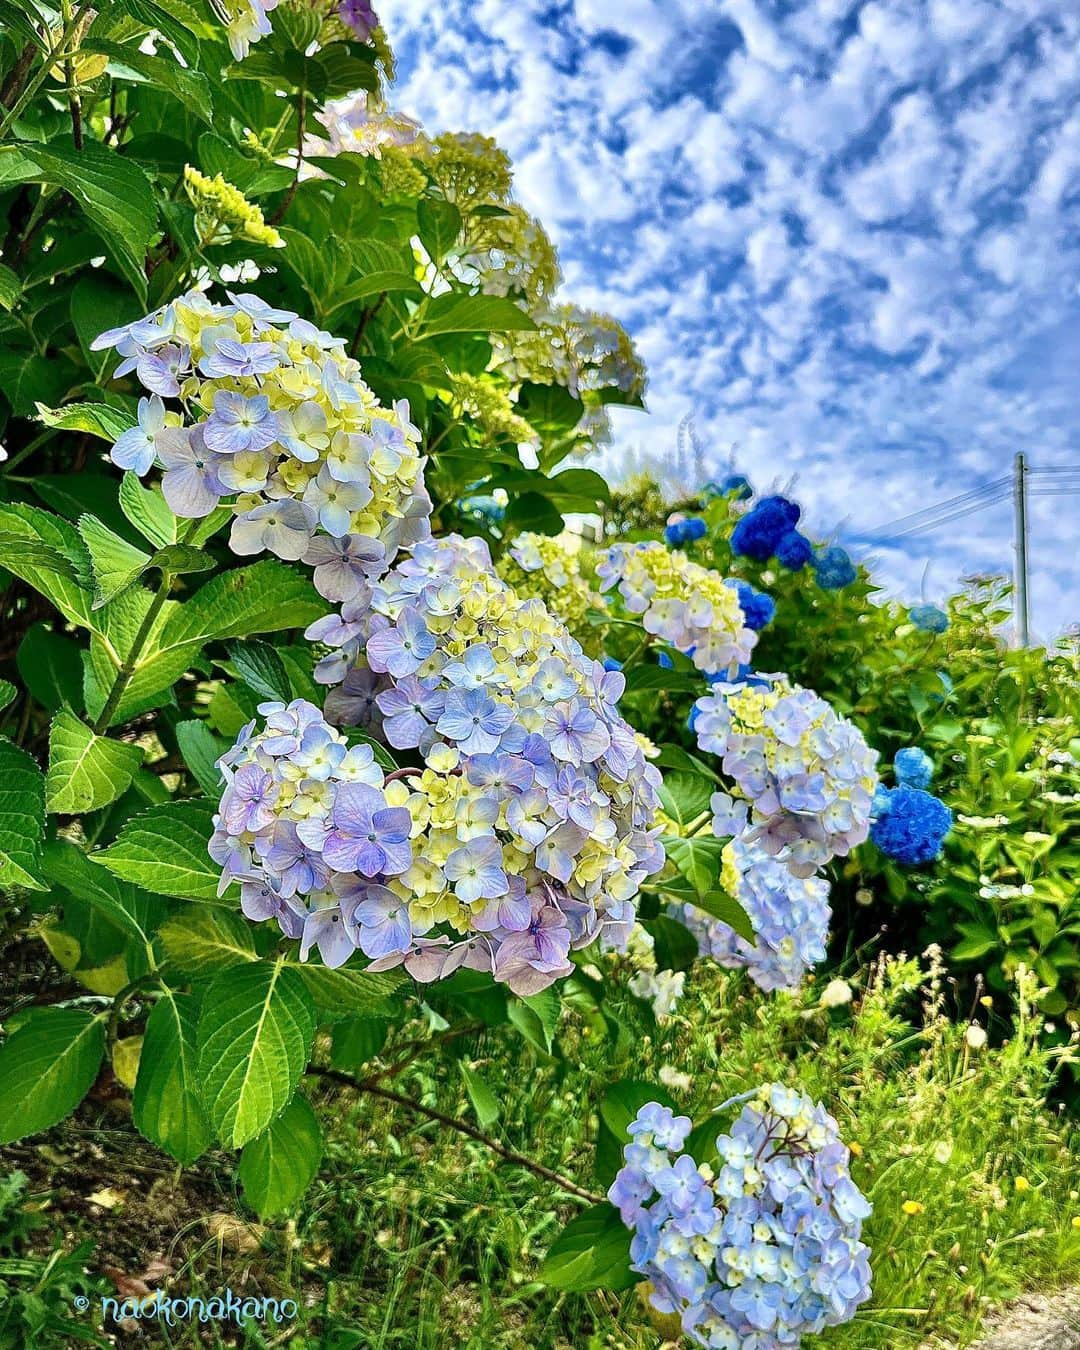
[11,0,1072,1336]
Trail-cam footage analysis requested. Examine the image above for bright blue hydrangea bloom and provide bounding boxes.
[610,1087,872,1348]
[909,603,948,633]
[657,650,674,670]
[679,836,830,992]
[870,786,952,865]
[664,517,708,546]
[730,497,800,562]
[720,473,753,500]
[731,580,776,632]
[893,746,934,789]
[776,529,812,571]
[812,546,857,590]
[602,655,623,672]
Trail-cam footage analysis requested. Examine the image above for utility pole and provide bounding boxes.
[1012,451,1030,647]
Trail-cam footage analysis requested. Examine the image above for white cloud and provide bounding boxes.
[387,0,1080,633]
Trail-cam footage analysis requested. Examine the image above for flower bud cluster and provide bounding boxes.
[597,541,757,677]
[500,532,604,646]
[94,291,430,583]
[609,1088,872,1347]
[679,836,831,992]
[693,677,879,877]
[295,534,665,992]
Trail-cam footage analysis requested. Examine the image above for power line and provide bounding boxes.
[862,476,1011,537]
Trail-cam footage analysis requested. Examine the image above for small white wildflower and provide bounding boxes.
[965,1024,987,1050]
[820,978,853,1009]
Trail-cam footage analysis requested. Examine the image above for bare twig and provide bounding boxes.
[313,1067,606,1205]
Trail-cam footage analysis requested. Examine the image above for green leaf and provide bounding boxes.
[539,1204,634,1293]
[0,350,75,417]
[84,39,214,123]
[507,988,559,1054]
[330,1016,389,1069]
[0,736,47,891]
[198,960,316,1148]
[46,710,144,814]
[683,891,756,945]
[226,639,292,703]
[324,272,421,319]
[0,1008,105,1144]
[0,502,95,631]
[174,720,227,797]
[0,263,22,310]
[17,625,85,714]
[119,473,177,549]
[36,401,136,443]
[418,199,462,262]
[641,915,699,973]
[624,665,704,694]
[159,560,326,646]
[418,293,537,338]
[515,381,584,437]
[77,514,151,608]
[133,990,211,1165]
[41,839,165,948]
[92,798,220,900]
[0,680,15,713]
[238,1094,322,1218]
[657,771,714,828]
[0,141,156,301]
[111,0,202,66]
[149,543,214,575]
[458,1061,500,1129]
[661,835,726,897]
[158,909,259,975]
[291,963,406,1021]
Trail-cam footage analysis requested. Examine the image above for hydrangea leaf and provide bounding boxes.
[290,964,407,1022]
[417,292,537,338]
[0,1008,105,1144]
[330,1017,389,1070]
[77,513,152,608]
[92,799,220,899]
[0,141,155,301]
[41,838,166,948]
[197,959,316,1149]
[538,1203,634,1293]
[174,719,228,798]
[16,624,84,714]
[657,771,715,829]
[237,1094,322,1218]
[0,736,47,891]
[458,1061,500,1129]
[0,680,14,713]
[0,502,96,632]
[133,990,212,1165]
[45,710,145,814]
[159,560,326,647]
[157,909,260,975]
[36,401,137,442]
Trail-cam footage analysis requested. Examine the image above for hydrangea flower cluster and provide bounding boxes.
[870,785,952,865]
[664,516,707,547]
[812,546,857,591]
[609,1087,872,1347]
[893,746,934,789]
[596,542,758,677]
[731,581,776,633]
[909,603,949,633]
[210,698,417,967]
[693,677,879,877]
[299,534,665,991]
[93,290,430,588]
[625,925,687,1019]
[499,532,603,648]
[730,495,804,565]
[679,836,831,992]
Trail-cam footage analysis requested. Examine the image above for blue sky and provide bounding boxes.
[387,0,1080,636]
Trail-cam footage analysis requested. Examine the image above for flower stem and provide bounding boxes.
[91,518,201,734]
[314,1067,606,1205]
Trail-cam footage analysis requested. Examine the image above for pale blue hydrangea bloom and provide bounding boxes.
[610,1087,872,1347]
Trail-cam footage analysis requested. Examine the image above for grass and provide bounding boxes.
[1,948,1077,1349]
